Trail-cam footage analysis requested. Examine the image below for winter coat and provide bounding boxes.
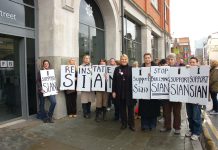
[112,64,135,106]
[209,67,218,93]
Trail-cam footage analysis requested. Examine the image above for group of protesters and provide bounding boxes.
[36,52,218,141]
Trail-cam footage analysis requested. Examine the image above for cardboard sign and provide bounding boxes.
[77,66,92,91]
[151,66,170,99]
[106,66,116,92]
[60,65,76,90]
[189,66,209,105]
[132,67,150,99]
[40,69,58,96]
[91,65,106,91]
[170,67,190,102]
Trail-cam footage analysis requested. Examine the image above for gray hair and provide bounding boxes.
[167,53,176,60]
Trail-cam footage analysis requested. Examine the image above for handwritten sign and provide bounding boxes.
[106,66,116,92]
[132,67,150,99]
[170,67,190,102]
[77,66,92,91]
[60,65,76,90]
[92,65,106,91]
[151,66,170,99]
[40,69,58,96]
[189,66,209,105]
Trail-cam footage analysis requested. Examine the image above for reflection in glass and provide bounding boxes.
[124,16,141,64]
[79,0,105,64]
[0,35,22,122]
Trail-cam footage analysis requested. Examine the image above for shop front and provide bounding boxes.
[0,0,36,123]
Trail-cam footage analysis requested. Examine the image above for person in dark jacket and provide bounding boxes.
[112,54,135,131]
[139,53,160,131]
[64,58,78,118]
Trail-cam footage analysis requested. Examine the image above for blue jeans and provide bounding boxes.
[186,103,202,135]
[210,92,218,112]
[38,93,56,119]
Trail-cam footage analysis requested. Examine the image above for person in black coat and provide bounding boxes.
[112,54,135,131]
[139,53,160,131]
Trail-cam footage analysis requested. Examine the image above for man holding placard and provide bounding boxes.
[37,60,57,123]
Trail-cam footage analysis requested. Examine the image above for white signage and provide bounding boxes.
[189,66,209,105]
[151,66,170,99]
[170,67,190,102]
[77,66,92,91]
[91,65,106,91]
[106,66,116,92]
[132,67,150,99]
[40,69,58,97]
[60,65,76,90]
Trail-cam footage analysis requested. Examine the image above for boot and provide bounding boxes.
[82,103,88,118]
[95,108,101,122]
[102,107,107,121]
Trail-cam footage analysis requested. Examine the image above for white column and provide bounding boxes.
[142,25,152,55]
[158,35,165,59]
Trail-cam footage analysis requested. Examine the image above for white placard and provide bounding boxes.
[60,65,76,90]
[188,66,209,105]
[91,65,106,91]
[0,60,7,67]
[40,69,58,97]
[170,67,190,102]
[151,66,170,99]
[132,67,150,99]
[106,66,116,92]
[77,66,92,91]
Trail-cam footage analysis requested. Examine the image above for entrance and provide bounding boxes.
[0,35,21,122]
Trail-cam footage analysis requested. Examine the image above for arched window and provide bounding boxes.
[79,0,105,64]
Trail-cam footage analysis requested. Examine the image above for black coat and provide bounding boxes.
[112,64,135,106]
[139,62,160,118]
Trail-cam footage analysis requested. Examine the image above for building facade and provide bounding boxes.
[171,37,191,64]
[0,0,171,123]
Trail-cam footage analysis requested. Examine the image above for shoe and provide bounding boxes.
[209,110,218,115]
[68,115,73,118]
[48,118,54,123]
[191,134,199,141]
[185,131,192,137]
[160,127,171,132]
[174,129,181,135]
[107,107,111,111]
[73,115,77,118]
[43,118,48,123]
[129,126,135,132]
[120,125,127,130]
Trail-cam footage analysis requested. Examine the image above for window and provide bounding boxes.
[124,16,141,64]
[151,0,158,10]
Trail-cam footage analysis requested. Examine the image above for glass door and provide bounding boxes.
[0,35,21,122]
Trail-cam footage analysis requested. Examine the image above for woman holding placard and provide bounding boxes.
[64,58,78,118]
[80,55,95,119]
[160,53,182,134]
[95,59,108,122]
[36,60,57,123]
[112,54,135,131]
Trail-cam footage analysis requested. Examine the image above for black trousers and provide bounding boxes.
[120,99,134,127]
[64,92,77,115]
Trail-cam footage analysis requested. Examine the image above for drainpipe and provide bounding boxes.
[164,0,167,58]
[121,0,124,54]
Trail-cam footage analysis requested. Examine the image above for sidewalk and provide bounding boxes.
[0,105,202,150]
[201,101,218,150]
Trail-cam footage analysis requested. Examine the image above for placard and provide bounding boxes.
[106,66,116,92]
[91,65,106,91]
[189,66,209,105]
[77,66,92,91]
[170,67,190,102]
[132,67,150,99]
[40,69,58,97]
[151,66,170,99]
[60,65,75,90]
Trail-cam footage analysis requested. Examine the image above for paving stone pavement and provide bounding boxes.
[0,105,200,150]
